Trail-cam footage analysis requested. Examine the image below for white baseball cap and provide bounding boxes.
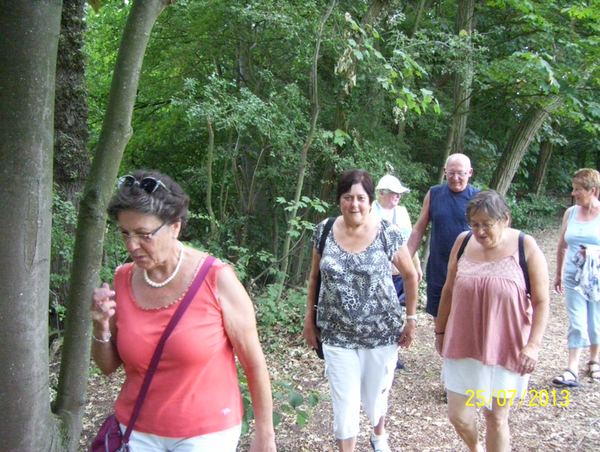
[376,175,410,194]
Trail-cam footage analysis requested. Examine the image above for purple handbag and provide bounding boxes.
[90,256,216,452]
[90,414,127,452]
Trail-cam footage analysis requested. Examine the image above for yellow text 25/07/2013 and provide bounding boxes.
[465,389,570,407]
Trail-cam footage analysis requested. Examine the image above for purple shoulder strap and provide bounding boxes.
[122,255,216,445]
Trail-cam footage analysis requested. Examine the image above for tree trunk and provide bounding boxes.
[450,0,475,155]
[489,96,563,196]
[278,0,336,293]
[206,117,217,238]
[51,0,91,334]
[54,0,90,204]
[0,2,62,451]
[532,139,553,196]
[53,2,175,450]
[334,0,393,131]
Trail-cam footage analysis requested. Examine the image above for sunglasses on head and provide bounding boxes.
[118,175,172,194]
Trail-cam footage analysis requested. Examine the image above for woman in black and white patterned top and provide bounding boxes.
[303,169,418,452]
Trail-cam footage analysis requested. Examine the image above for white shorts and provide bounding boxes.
[119,423,241,452]
[442,358,529,408]
[323,343,398,440]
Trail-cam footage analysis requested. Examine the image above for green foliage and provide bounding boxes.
[238,373,328,434]
[49,192,77,335]
[50,193,77,291]
[276,196,330,240]
[82,0,600,295]
[508,193,566,232]
[271,380,327,428]
[255,284,307,341]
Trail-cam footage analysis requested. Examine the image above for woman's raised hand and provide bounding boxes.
[90,282,116,325]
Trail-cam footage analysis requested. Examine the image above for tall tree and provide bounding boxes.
[54,1,176,450]
[448,0,475,156]
[0,2,62,451]
[54,0,90,204]
[51,0,91,331]
[278,0,336,290]
[489,96,563,195]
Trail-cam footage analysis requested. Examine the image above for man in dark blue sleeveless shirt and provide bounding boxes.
[407,154,479,317]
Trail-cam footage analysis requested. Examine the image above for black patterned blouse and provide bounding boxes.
[312,218,406,349]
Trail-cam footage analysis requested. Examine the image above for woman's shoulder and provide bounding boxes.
[313,216,339,242]
[114,262,134,286]
[183,247,230,278]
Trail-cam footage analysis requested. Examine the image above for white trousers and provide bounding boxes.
[119,423,241,452]
[323,343,398,440]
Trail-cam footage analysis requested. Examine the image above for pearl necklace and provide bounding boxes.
[144,241,184,288]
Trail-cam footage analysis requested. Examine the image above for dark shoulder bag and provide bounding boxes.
[313,218,335,359]
[90,256,216,452]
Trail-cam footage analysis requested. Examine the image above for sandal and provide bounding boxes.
[588,361,600,381]
[552,369,580,387]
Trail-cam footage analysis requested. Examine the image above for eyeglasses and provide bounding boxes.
[119,175,172,194]
[117,222,168,243]
[468,219,499,231]
[445,171,469,178]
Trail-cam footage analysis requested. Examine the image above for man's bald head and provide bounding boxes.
[444,153,473,193]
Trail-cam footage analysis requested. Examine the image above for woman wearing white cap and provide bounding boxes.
[371,175,423,371]
[372,175,423,283]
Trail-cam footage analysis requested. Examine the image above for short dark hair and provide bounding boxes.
[466,190,510,224]
[107,170,190,230]
[336,169,375,204]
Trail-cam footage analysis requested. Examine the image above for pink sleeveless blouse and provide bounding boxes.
[442,250,532,373]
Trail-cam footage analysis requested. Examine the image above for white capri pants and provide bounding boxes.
[119,423,241,452]
[323,343,398,440]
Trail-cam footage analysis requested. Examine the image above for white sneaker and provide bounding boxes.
[370,432,391,452]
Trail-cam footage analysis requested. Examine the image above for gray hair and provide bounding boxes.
[466,190,510,224]
[107,170,190,230]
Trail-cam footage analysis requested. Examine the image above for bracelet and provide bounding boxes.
[405,315,418,324]
[92,331,111,343]
[435,332,445,335]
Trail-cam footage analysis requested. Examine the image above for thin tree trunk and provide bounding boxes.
[278,0,336,294]
[54,2,175,450]
[334,0,393,131]
[450,0,475,154]
[0,2,62,450]
[533,139,553,196]
[206,117,216,238]
[489,96,563,196]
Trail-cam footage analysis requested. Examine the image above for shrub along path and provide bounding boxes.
[80,224,600,451]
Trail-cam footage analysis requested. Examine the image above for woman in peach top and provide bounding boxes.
[435,190,549,452]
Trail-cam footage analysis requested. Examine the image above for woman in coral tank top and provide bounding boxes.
[90,170,276,452]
